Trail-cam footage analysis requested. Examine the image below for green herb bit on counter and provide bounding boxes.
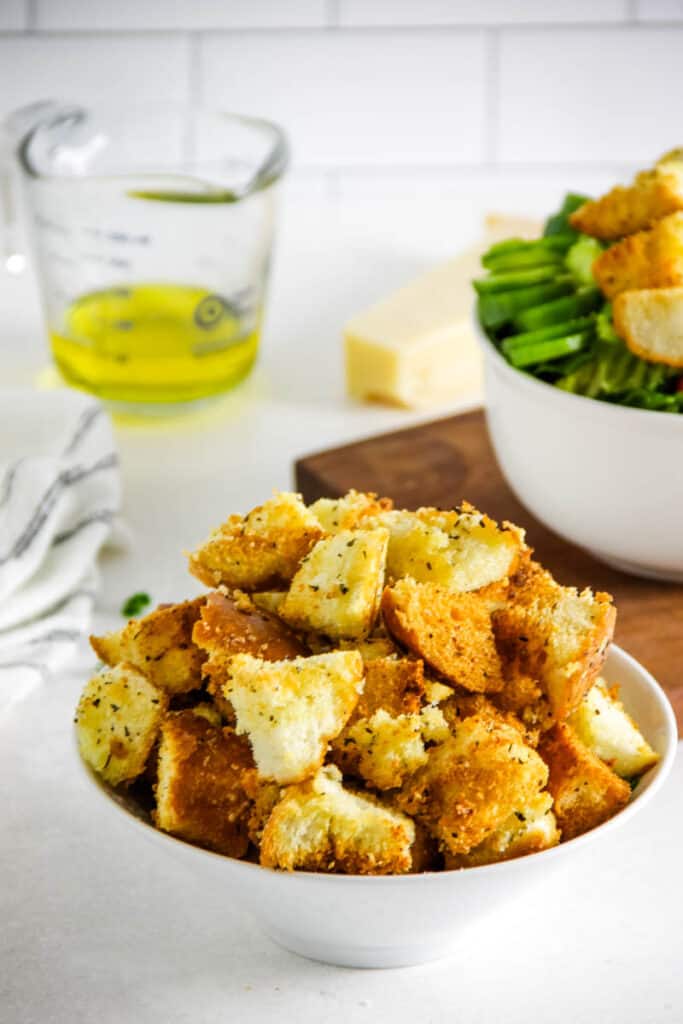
[121,592,152,618]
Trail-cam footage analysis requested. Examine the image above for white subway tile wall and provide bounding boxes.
[0,0,680,185]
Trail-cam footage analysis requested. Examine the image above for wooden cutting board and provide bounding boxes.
[296,408,683,734]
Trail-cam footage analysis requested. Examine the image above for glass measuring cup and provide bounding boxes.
[6,103,288,409]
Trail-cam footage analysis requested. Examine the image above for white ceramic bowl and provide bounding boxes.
[78,644,676,969]
[476,317,683,581]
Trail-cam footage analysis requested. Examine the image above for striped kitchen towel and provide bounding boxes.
[0,389,120,713]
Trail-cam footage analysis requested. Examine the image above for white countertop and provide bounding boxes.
[2,181,682,1023]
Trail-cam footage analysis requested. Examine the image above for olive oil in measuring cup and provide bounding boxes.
[10,103,288,409]
[50,283,260,405]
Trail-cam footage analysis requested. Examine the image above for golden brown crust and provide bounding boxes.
[154,710,254,856]
[90,597,206,695]
[259,765,415,874]
[382,579,504,693]
[570,173,683,240]
[188,493,324,591]
[396,712,548,856]
[492,562,615,722]
[593,212,683,300]
[538,723,630,841]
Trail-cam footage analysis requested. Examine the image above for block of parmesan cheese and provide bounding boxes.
[344,215,540,409]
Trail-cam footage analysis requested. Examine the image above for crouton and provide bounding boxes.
[259,764,416,874]
[193,591,307,725]
[539,723,630,840]
[423,678,455,706]
[365,502,525,594]
[309,489,392,532]
[330,658,446,789]
[353,656,425,720]
[334,710,429,789]
[90,597,205,696]
[569,679,659,779]
[224,650,364,784]
[396,712,548,856]
[241,770,283,846]
[75,662,168,786]
[613,286,683,366]
[188,492,324,591]
[382,578,504,693]
[492,562,615,720]
[154,710,254,856]
[445,791,560,868]
[593,212,683,300]
[279,528,389,640]
[569,150,683,240]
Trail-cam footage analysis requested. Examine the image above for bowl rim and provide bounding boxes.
[473,308,683,429]
[77,643,678,885]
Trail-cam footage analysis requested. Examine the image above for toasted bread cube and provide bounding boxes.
[335,710,427,789]
[224,650,364,784]
[260,765,415,874]
[569,151,683,240]
[188,492,324,591]
[365,502,525,594]
[593,212,683,300]
[75,662,168,786]
[397,712,548,856]
[90,598,205,696]
[154,710,253,856]
[613,286,683,367]
[445,792,560,868]
[493,562,615,720]
[309,490,392,532]
[333,704,450,790]
[423,678,455,706]
[568,679,659,779]
[339,631,399,661]
[539,723,630,840]
[382,578,504,693]
[279,528,389,640]
[193,591,306,725]
[353,655,425,719]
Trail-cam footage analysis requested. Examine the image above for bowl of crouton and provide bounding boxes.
[74,491,677,968]
[474,150,683,581]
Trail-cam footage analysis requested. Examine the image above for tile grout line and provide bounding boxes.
[24,0,37,32]
[483,28,500,167]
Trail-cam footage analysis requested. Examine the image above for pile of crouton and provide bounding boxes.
[571,149,683,366]
[74,490,658,874]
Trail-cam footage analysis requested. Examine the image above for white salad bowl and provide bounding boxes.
[78,644,676,969]
[476,316,683,581]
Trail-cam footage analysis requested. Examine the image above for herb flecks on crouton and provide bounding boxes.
[397,711,548,856]
[154,710,254,856]
[260,764,415,874]
[309,489,393,532]
[445,791,560,868]
[382,578,504,693]
[365,502,525,594]
[75,662,168,786]
[224,650,364,784]
[189,492,324,591]
[279,528,389,640]
[539,723,630,841]
[90,597,206,696]
[569,679,659,779]
[493,562,615,721]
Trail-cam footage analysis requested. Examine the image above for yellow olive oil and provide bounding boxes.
[49,283,260,405]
